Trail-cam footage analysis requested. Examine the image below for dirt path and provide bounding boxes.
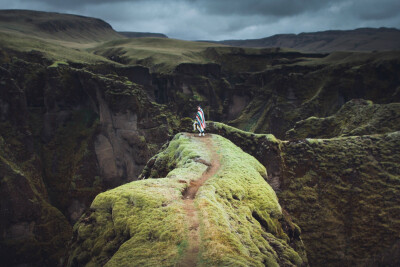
[177,134,220,267]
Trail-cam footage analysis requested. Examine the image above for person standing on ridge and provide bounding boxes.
[193,106,206,136]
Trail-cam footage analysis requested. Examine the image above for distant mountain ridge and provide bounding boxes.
[0,10,169,44]
[218,27,400,52]
[118,31,168,38]
[1,10,399,53]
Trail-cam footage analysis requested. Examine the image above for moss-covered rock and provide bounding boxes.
[277,132,400,266]
[195,135,306,266]
[206,122,400,266]
[206,122,283,189]
[286,99,400,139]
[67,133,307,266]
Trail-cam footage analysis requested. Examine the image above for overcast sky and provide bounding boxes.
[1,0,399,40]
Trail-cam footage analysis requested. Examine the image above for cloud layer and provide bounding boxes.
[0,0,399,40]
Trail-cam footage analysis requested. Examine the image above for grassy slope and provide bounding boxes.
[0,10,124,44]
[90,38,225,73]
[0,25,225,73]
[91,38,304,74]
[0,10,124,64]
[0,31,117,65]
[67,133,306,266]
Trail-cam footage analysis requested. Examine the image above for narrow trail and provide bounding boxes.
[178,134,221,267]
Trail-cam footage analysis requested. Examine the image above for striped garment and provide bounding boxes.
[196,107,206,132]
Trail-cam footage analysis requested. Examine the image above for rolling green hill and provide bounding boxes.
[90,37,225,72]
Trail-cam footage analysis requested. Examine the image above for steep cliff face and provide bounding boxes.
[0,52,179,266]
[0,146,72,266]
[67,133,307,266]
[0,65,72,266]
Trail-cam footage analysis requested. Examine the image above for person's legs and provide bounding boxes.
[194,122,201,136]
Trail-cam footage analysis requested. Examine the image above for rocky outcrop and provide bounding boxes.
[67,133,307,266]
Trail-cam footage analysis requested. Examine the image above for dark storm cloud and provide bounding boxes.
[2,0,342,16]
[0,0,399,40]
[8,0,139,9]
[349,0,400,20]
[193,0,341,16]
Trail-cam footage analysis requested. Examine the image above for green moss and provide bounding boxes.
[202,122,400,266]
[93,179,188,266]
[196,135,304,266]
[210,121,279,144]
[305,138,323,144]
[67,133,306,266]
[278,132,400,266]
[67,134,211,266]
